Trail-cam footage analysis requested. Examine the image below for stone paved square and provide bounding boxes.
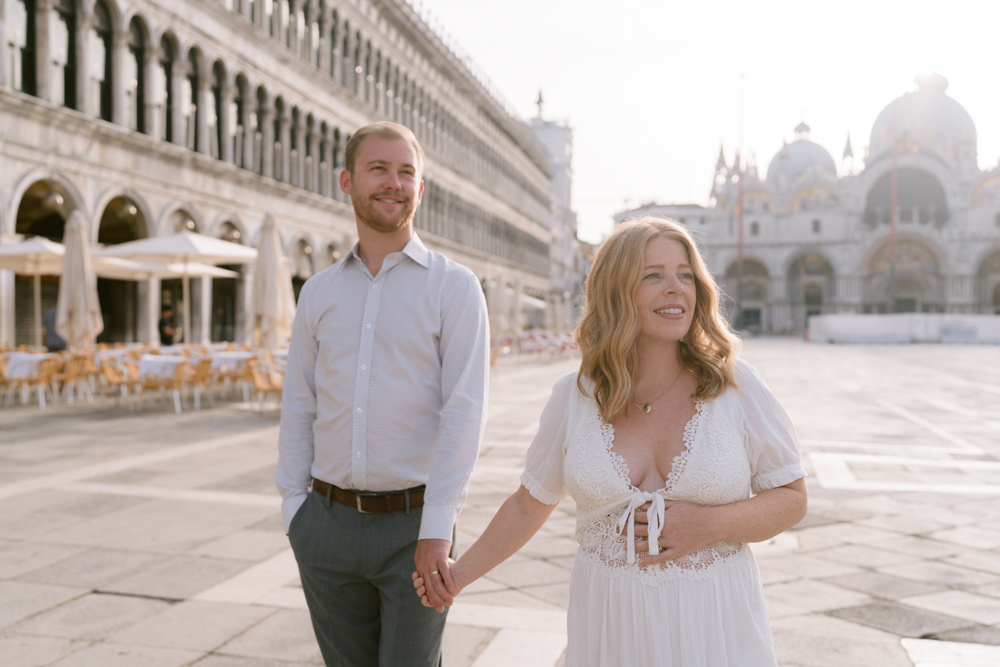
[4,339,1000,666]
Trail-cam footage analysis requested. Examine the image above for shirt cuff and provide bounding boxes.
[281,491,309,535]
[418,504,457,541]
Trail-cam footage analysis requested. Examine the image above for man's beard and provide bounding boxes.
[353,192,417,234]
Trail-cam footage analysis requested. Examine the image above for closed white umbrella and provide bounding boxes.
[92,230,257,343]
[55,212,104,350]
[0,236,65,347]
[251,214,296,349]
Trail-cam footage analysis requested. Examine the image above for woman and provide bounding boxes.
[414,217,807,666]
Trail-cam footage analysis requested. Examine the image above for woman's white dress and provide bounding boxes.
[520,360,806,667]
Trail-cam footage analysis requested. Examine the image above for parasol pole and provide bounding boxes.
[182,258,191,345]
[34,258,43,349]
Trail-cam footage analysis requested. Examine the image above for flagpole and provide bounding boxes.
[736,74,745,330]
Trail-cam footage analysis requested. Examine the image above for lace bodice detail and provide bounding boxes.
[563,398,753,585]
[520,364,807,587]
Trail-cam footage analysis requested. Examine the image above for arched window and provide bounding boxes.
[305,113,315,191]
[184,50,200,150]
[290,105,301,186]
[340,21,350,84]
[6,0,35,95]
[52,0,76,108]
[750,221,759,236]
[126,19,146,133]
[91,1,113,121]
[273,96,285,181]
[156,36,175,141]
[210,61,225,159]
[234,75,249,169]
[254,86,267,175]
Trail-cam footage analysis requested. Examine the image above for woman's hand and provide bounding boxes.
[412,561,467,613]
[632,500,720,566]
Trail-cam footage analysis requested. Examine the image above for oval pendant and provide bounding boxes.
[643,404,652,413]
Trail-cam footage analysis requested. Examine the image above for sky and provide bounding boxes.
[418,0,1000,243]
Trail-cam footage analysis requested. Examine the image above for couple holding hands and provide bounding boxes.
[276,122,807,667]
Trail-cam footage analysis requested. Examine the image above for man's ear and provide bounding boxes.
[339,168,352,196]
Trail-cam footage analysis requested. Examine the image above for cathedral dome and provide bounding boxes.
[766,123,837,183]
[868,73,976,170]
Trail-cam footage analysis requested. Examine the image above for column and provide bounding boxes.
[112,28,127,125]
[196,69,210,154]
[242,91,255,172]
[260,99,274,178]
[219,79,234,163]
[200,276,212,343]
[142,44,157,134]
[0,270,13,346]
[170,61,184,146]
[35,0,53,101]
[318,6,330,72]
[242,262,255,343]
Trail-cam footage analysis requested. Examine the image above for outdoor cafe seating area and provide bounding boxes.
[0,342,287,414]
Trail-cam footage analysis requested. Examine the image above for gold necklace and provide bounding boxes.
[633,366,685,414]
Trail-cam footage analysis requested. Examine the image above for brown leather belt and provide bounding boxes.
[312,478,425,513]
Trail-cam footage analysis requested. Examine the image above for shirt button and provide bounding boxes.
[356,407,363,413]
[356,452,362,458]
[360,364,366,370]
[365,323,372,329]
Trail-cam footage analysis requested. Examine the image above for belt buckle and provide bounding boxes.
[354,491,379,513]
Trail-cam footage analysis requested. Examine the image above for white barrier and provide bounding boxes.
[808,313,1000,344]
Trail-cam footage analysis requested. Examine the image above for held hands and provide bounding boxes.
[412,539,464,613]
[630,500,719,567]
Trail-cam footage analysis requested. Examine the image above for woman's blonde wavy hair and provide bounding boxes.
[575,216,741,421]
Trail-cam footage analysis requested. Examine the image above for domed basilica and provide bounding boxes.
[615,73,1000,333]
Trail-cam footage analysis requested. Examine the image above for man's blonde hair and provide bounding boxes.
[345,121,424,175]
[575,216,741,421]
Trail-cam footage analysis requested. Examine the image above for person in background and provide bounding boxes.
[158,305,181,346]
[43,305,66,352]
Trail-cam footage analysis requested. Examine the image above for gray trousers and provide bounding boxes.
[287,489,451,667]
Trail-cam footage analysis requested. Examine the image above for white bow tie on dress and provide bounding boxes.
[615,492,667,565]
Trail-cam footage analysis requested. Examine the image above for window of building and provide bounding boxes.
[812,219,821,233]
[91,1,114,121]
[157,37,175,142]
[699,217,706,225]
[6,0,35,95]
[52,0,76,109]
[750,221,759,236]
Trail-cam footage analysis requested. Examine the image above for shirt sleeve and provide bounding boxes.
[275,279,319,534]
[735,359,807,495]
[520,373,575,505]
[419,270,490,541]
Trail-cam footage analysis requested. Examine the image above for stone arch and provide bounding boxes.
[791,186,840,213]
[208,213,248,243]
[977,248,1000,314]
[8,169,86,237]
[156,201,204,236]
[864,235,945,313]
[862,166,951,229]
[723,257,770,330]
[90,186,152,243]
[786,251,835,326]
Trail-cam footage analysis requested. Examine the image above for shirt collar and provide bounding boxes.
[347,233,430,270]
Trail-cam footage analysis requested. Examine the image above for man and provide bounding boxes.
[43,305,67,352]
[276,121,489,666]
[158,305,181,345]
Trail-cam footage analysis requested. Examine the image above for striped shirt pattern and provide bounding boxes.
[276,234,490,541]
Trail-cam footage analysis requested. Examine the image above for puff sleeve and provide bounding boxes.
[519,372,577,505]
[734,360,807,495]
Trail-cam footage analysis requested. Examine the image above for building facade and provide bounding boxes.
[0,0,581,347]
[614,73,1000,333]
